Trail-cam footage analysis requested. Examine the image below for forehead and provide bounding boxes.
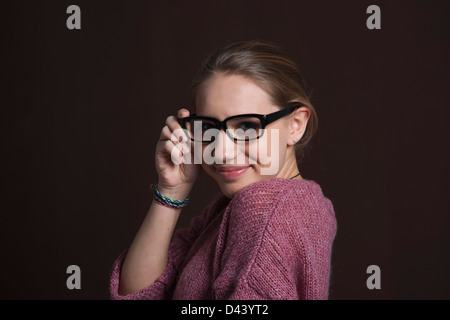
[195,73,278,119]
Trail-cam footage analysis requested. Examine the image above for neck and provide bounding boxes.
[276,153,302,180]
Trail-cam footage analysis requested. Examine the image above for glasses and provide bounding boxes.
[179,104,302,142]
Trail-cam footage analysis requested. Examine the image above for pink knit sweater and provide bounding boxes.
[110,178,337,300]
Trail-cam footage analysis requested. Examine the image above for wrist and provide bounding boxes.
[154,183,192,202]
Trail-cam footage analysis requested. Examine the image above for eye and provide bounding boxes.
[201,123,216,131]
[237,121,259,130]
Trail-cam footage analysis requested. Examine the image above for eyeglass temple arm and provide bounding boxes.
[263,105,301,125]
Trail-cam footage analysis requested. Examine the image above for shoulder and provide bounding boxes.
[229,178,335,221]
[225,178,336,248]
[231,177,331,202]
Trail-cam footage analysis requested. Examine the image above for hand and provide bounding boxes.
[154,108,201,199]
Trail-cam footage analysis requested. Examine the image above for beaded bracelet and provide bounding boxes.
[150,184,190,208]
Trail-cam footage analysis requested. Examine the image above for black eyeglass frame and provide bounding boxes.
[179,104,303,142]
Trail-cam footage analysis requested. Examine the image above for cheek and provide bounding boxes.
[253,128,286,160]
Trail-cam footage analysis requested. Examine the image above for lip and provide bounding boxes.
[215,166,250,180]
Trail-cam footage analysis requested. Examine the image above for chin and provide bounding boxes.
[218,169,260,199]
[204,164,259,199]
[218,183,241,199]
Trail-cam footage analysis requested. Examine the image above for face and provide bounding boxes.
[194,73,307,198]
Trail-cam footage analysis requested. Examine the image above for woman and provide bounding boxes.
[110,40,337,300]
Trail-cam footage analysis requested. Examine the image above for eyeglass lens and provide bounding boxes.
[183,117,263,142]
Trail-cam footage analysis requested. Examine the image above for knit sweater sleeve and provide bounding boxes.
[212,179,337,300]
[109,193,224,300]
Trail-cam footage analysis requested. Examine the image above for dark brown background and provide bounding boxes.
[1,0,448,299]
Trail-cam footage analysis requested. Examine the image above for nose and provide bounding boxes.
[212,129,236,164]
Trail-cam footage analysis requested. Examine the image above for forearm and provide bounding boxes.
[118,187,189,296]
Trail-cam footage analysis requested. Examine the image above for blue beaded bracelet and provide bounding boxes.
[151,184,190,208]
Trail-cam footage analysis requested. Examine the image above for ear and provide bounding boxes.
[288,106,310,146]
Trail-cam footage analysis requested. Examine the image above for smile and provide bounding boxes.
[215,166,250,180]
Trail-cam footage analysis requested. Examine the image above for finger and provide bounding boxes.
[162,140,185,164]
[177,108,190,119]
[160,125,191,159]
[166,115,189,143]
[160,125,180,144]
[165,137,184,154]
[165,115,187,141]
